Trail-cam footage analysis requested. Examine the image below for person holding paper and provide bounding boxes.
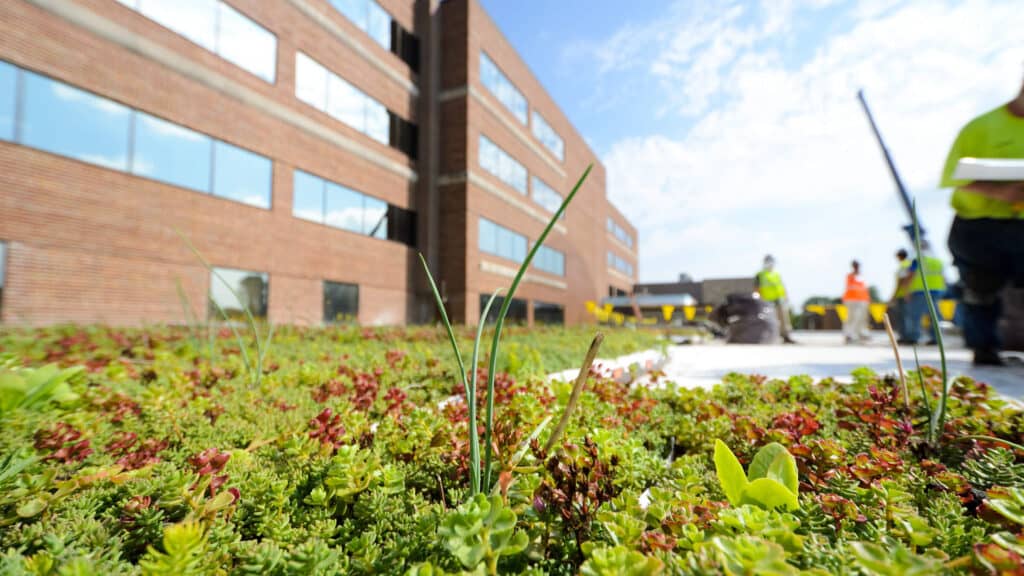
[940,73,1024,365]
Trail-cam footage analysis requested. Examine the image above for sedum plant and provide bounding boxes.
[437,493,528,575]
[0,362,82,417]
[714,440,799,512]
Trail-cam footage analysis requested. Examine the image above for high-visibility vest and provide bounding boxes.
[843,273,870,302]
[757,270,786,302]
[908,256,947,293]
[894,259,911,298]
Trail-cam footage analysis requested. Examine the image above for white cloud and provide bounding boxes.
[601,0,1024,304]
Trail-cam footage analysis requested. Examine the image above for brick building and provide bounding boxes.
[0,0,637,326]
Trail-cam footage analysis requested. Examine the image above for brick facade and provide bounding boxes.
[0,0,637,326]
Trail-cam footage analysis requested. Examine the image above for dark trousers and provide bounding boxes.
[947,217,1024,351]
[888,299,906,339]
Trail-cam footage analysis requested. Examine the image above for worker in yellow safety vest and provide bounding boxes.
[940,69,1024,365]
[755,254,796,344]
[897,240,947,345]
[888,249,912,343]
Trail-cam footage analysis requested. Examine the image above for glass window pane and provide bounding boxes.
[325,182,364,232]
[212,141,271,208]
[363,195,387,238]
[478,218,495,255]
[324,280,359,324]
[21,72,131,171]
[327,74,365,131]
[138,0,217,51]
[478,135,497,174]
[295,53,327,111]
[513,235,526,263]
[365,99,389,145]
[0,62,15,142]
[132,112,212,191]
[331,0,367,29]
[217,2,277,82]
[293,170,324,222]
[366,0,390,48]
[209,267,267,320]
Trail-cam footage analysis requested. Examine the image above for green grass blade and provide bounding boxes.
[911,345,933,443]
[469,288,503,495]
[175,230,255,382]
[910,201,948,443]
[482,164,593,491]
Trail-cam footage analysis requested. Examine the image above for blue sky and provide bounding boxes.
[480,0,1024,305]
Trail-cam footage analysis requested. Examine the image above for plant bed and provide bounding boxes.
[0,323,1023,574]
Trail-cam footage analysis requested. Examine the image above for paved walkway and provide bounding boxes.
[659,331,1024,398]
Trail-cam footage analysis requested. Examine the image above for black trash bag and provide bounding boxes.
[713,293,779,344]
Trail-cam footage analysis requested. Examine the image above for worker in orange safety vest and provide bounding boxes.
[843,260,871,344]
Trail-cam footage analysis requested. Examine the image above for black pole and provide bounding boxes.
[856,89,923,240]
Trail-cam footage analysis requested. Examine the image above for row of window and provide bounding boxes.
[116,0,277,83]
[607,217,634,249]
[478,295,564,325]
[478,134,527,195]
[531,176,564,217]
[328,0,419,71]
[0,241,6,319]
[478,218,565,277]
[479,52,565,162]
[607,251,635,277]
[293,169,387,238]
[296,52,417,158]
[0,61,272,208]
[209,267,358,324]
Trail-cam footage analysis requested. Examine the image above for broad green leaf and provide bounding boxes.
[714,439,748,506]
[747,443,799,497]
[740,478,799,511]
[17,498,47,518]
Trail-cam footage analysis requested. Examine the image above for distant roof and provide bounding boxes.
[600,293,698,308]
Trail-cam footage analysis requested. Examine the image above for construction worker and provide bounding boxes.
[897,240,947,345]
[940,70,1024,366]
[755,255,796,344]
[889,249,912,343]
[843,260,871,344]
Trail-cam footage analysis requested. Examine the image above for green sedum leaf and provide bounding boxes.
[740,478,799,512]
[748,443,799,497]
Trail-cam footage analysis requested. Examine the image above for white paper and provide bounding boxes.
[953,158,1024,181]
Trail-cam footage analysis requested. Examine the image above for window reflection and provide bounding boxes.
[217,2,277,83]
[534,301,564,325]
[330,0,391,50]
[21,72,131,171]
[325,182,364,233]
[132,112,212,192]
[209,267,268,320]
[364,196,388,238]
[292,170,325,222]
[138,0,217,51]
[0,61,15,141]
[212,141,272,208]
[478,135,527,195]
[531,176,564,218]
[535,245,565,276]
[323,280,359,324]
[327,73,365,130]
[478,217,526,263]
[480,53,527,124]
[531,111,564,161]
[295,53,327,110]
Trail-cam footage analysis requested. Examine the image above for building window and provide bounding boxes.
[531,111,564,161]
[22,70,132,171]
[132,112,212,192]
[4,61,272,209]
[608,251,634,277]
[479,52,527,124]
[292,169,415,244]
[330,0,390,50]
[323,280,359,324]
[208,267,268,321]
[212,141,273,209]
[294,52,416,156]
[607,217,633,249]
[480,294,527,325]
[531,176,564,217]
[120,0,277,82]
[391,23,420,71]
[534,301,564,325]
[478,135,527,195]
[0,61,15,141]
[478,218,526,263]
[534,245,565,276]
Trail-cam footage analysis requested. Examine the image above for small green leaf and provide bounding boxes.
[714,439,748,506]
[740,478,799,511]
[747,443,799,498]
[16,497,47,518]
